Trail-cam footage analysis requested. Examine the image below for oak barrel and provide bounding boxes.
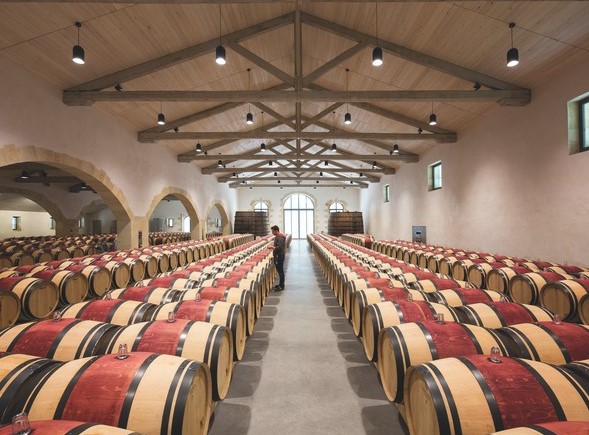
[0,290,21,329]
[428,288,506,307]
[509,271,573,305]
[0,276,58,320]
[491,421,589,435]
[539,279,589,322]
[106,286,182,305]
[61,263,112,297]
[486,266,533,293]
[60,300,156,326]
[29,269,88,306]
[0,420,144,435]
[408,278,474,294]
[456,302,554,328]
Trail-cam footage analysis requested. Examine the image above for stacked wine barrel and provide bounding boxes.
[234,211,269,237]
[327,211,364,237]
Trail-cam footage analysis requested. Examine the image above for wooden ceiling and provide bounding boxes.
[1,1,588,188]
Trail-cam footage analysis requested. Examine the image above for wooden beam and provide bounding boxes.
[301,103,343,129]
[65,12,294,92]
[63,89,531,106]
[303,42,368,86]
[252,102,296,131]
[0,1,535,4]
[231,183,366,189]
[181,151,417,162]
[206,167,392,175]
[228,42,294,85]
[15,176,80,184]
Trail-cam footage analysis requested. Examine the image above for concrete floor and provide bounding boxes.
[209,240,408,435]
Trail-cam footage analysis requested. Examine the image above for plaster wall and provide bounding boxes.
[0,210,54,239]
[360,55,589,266]
[150,200,189,233]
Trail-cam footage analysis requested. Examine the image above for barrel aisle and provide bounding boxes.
[209,240,406,435]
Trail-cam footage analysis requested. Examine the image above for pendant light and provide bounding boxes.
[506,23,519,68]
[269,160,273,166]
[195,143,202,153]
[274,171,278,176]
[218,160,223,168]
[320,172,323,177]
[72,22,85,64]
[215,5,226,65]
[331,111,337,151]
[260,111,266,152]
[157,102,166,125]
[428,102,437,126]
[20,170,29,180]
[372,2,383,66]
[344,69,352,124]
[246,68,253,124]
[324,160,329,166]
[372,161,377,169]
[392,144,399,155]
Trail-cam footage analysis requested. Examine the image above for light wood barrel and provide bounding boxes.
[150,252,170,273]
[31,249,53,263]
[113,256,146,283]
[408,278,474,294]
[5,353,211,435]
[84,259,130,289]
[0,270,18,279]
[103,320,233,401]
[540,279,589,322]
[0,420,144,435]
[0,319,119,361]
[509,272,573,305]
[29,269,88,306]
[486,266,533,293]
[580,293,589,325]
[562,359,589,382]
[8,264,49,274]
[378,321,508,402]
[491,421,589,435]
[0,276,59,320]
[61,263,112,298]
[60,300,156,326]
[142,276,201,290]
[405,355,589,435]
[456,302,554,328]
[396,271,441,286]
[107,286,182,305]
[498,321,589,365]
[10,252,34,267]
[0,290,21,329]
[467,262,505,289]
[151,300,246,361]
[0,255,12,269]
[578,271,589,280]
[428,288,506,307]
[362,300,458,362]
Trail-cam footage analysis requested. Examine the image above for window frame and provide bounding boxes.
[383,184,390,203]
[579,95,589,152]
[429,161,442,191]
[329,202,344,213]
[253,201,269,212]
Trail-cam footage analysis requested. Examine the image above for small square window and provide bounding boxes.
[580,96,589,151]
[11,216,20,231]
[383,184,390,203]
[49,217,54,229]
[429,162,442,191]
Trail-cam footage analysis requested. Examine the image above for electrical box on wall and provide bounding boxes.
[412,226,426,243]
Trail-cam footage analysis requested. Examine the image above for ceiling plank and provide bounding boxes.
[303,42,368,87]
[181,151,417,162]
[228,42,294,85]
[252,102,296,130]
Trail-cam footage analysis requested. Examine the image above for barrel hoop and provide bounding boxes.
[228,304,239,338]
[205,301,217,322]
[391,302,403,324]
[209,325,224,399]
[486,304,507,327]
[53,357,99,419]
[130,322,153,351]
[169,360,198,435]
[462,306,483,326]
[20,281,35,317]
[454,291,467,305]
[415,322,438,359]
[47,320,82,359]
[0,358,44,412]
[104,326,127,353]
[537,324,571,363]
[104,300,128,323]
[19,362,63,416]
[130,303,151,324]
[486,329,509,356]
[118,353,160,428]
[527,426,557,435]
[557,364,589,407]
[458,357,503,431]
[66,422,98,435]
[422,362,461,435]
[431,292,444,304]
[386,327,408,402]
[4,322,36,352]
[145,287,159,302]
[459,324,484,355]
[176,321,195,356]
[513,358,567,421]
[504,327,540,360]
[519,303,545,322]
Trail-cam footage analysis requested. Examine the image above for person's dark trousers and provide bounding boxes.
[275,254,285,288]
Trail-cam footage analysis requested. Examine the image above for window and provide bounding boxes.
[568,92,589,154]
[428,161,442,191]
[283,194,314,239]
[11,216,20,231]
[329,202,344,213]
[383,184,390,203]
[580,96,589,151]
[49,217,54,229]
[253,202,269,212]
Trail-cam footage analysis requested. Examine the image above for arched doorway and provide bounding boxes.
[283,193,314,239]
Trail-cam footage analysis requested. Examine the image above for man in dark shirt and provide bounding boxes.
[270,225,286,291]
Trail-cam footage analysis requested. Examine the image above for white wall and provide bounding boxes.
[237,186,360,236]
[360,55,589,266]
[0,210,54,239]
[150,200,189,232]
[82,206,116,234]
[206,205,222,233]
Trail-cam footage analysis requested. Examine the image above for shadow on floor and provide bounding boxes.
[209,403,252,434]
[224,363,263,399]
[346,365,388,401]
[362,404,409,435]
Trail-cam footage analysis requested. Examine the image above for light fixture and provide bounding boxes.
[429,102,437,126]
[506,22,519,68]
[174,127,179,133]
[218,160,223,167]
[324,161,328,166]
[232,172,237,177]
[261,142,266,152]
[314,186,317,190]
[204,150,208,155]
[274,171,278,176]
[196,143,202,153]
[473,82,481,91]
[215,6,226,65]
[344,68,352,124]
[331,143,337,152]
[372,2,383,66]
[246,68,253,124]
[316,180,319,183]
[417,128,423,134]
[392,144,399,155]
[72,22,85,65]
[269,160,273,166]
[320,172,323,177]
[372,161,377,169]
[114,83,123,92]
[157,102,165,125]
[359,172,364,177]
[20,170,29,180]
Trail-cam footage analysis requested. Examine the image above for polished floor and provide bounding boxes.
[209,240,407,435]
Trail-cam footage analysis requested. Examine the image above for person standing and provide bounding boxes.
[270,225,286,291]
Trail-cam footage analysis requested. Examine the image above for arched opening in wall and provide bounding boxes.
[205,200,230,236]
[146,189,199,244]
[283,193,315,239]
[0,153,132,248]
[0,192,58,240]
[78,199,117,236]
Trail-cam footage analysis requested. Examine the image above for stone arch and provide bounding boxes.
[146,187,200,241]
[205,199,231,236]
[0,145,134,246]
[0,185,66,222]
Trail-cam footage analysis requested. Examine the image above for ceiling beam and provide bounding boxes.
[208,167,393,175]
[65,12,294,92]
[181,152,417,162]
[228,42,294,85]
[64,89,531,106]
[303,42,368,87]
[14,176,80,184]
[252,102,296,130]
[0,1,537,4]
[231,183,366,189]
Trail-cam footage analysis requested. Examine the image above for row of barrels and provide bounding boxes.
[309,234,589,435]
[0,237,276,434]
[327,211,363,237]
[222,233,255,250]
[148,231,191,245]
[339,233,374,249]
[372,240,589,325]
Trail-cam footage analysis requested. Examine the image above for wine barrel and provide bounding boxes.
[395,271,441,286]
[103,320,233,401]
[0,290,21,329]
[151,300,246,361]
[404,355,589,435]
[141,276,200,290]
[508,271,573,305]
[0,319,119,361]
[0,420,144,435]
[8,264,49,275]
[498,321,589,365]
[60,300,156,326]
[456,302,554,328]
[408,278,474,294]
[31,249,53,264]
[106,286,182,305]
[234,211,269,237]
[491,421,589,435]
[545,265,589,276]
[0,255,12,269]
[351,286,426,337]
[378,321,508,403]
[113,256,145,283]
[486,266,533,293]
[4,353,212,435]
[0,277,59,320]
[83,259,130,289]
[327,212,363,237]
[562,359,589,382]
[61,264,111,298]
[10,252,34,267]
[29,269,88,306]
[428,288,506,307]
[580,293,589,325]
[0,270,18,279]
[467,262,505,289]
[362,300,459,362]
[539,279,589,322]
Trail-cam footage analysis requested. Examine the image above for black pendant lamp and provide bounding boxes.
[72,22,85,64]
[215,6,226,65]
[344,68,352,124]
[506,22,519,68]
[372,2,383,66]
[157,101,165,125]
[428,102,437,126]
